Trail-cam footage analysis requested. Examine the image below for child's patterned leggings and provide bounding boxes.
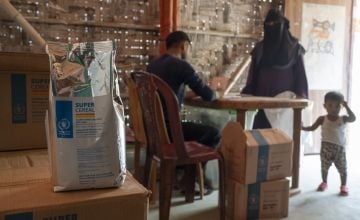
[320,141,347,185]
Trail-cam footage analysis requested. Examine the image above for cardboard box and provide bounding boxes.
[226,178,289,220]
[0,150,149,220]
[221,122,293,184]
[0,53,50,151]
[0,149,49,187]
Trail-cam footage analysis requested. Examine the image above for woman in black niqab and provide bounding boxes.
[262,9,300,67]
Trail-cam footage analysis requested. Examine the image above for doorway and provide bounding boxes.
[348,0,360,156]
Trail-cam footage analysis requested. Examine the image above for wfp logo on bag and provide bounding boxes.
[55,100,73,138]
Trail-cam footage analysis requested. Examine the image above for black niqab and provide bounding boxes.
[261,9,297,67]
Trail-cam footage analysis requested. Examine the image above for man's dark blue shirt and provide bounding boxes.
[146,54,216,106]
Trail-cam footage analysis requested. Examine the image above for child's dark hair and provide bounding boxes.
[324,91,344,103]
[165,31,191,49]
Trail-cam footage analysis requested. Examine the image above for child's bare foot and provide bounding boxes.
[317,182,327,191]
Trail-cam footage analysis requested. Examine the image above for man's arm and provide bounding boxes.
[182,62,216,101]
[302,116,324,131]
[342,101,356,123]
[185,90,197,99]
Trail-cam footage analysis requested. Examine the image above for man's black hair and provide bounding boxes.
[165,31,191,49]
[324,91,344,103]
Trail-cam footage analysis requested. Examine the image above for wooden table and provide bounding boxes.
[185,95,308,196]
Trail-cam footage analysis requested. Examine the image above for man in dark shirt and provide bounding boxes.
[147,31,220,149]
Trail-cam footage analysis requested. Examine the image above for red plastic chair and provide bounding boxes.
[131,71,225,220]
[123,74,147,180]
[124,72,207,203]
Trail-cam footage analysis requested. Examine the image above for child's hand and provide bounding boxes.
[342,100,356,123]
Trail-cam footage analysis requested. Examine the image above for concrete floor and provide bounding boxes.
[146,154,360,220]
[143,122,360,220]
[149,156,360,220]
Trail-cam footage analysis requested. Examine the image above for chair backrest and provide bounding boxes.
[131,71,188,159]
[123,73,147,145]
[124,72,170,146]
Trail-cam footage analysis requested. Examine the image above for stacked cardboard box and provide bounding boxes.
[226,179,289,220]
[0,52,49,151]
[221,122,293,219]
[0,150,149,220]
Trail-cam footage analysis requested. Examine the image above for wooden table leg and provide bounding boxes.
[236,110,246,128]
[290,108,302,196]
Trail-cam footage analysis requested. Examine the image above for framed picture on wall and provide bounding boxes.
[301,3,347,90]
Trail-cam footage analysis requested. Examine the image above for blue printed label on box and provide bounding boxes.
[247,183,261,220]
[5,212,33,220]
[251,130,269,182]
[11,74,27,123]
[56,100,73,138]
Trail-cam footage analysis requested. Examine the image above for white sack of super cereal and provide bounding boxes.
[46,41,126,192]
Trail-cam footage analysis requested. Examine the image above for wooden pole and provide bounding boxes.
[159,0,180,54]
[172,0,179,30]
[159,0,173,54]
[0,0,46,49]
